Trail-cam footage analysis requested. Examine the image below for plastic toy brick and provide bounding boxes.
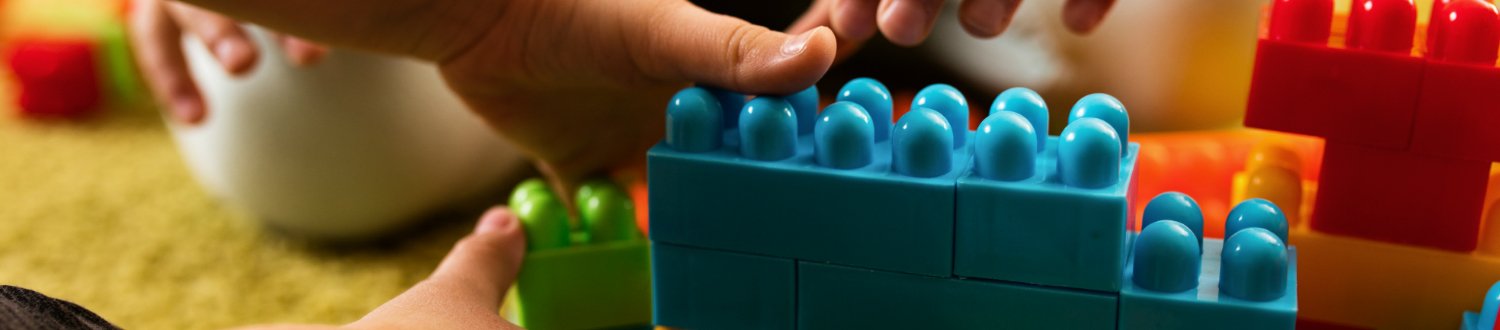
[1461,281,1500,330]
[1311,141,1488,251]
[954,127,1140,292]
[511,241,652,330]
[651,243,795,330]
[1244,39,1422,150]
[1120,212,1297,330]
[8,38,103,119]
[648,85,970,277]
[1410,60,1500,163]
[1292,227,1500,329]
[797,262,1117,329]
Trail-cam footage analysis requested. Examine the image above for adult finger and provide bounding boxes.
[875,0,945,47]
[127,0,206,125]
[1063,0,1115,34]
[788,0,872,62]
[164,1,259,75]
[958,0,1022,38]
[633,0,837,95]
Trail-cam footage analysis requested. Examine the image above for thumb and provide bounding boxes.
[631,1,837,94]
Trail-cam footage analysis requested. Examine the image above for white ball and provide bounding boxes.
[174,27,526,240]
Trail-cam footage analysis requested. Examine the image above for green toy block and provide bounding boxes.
[512,240,652,330]
[798,262,1118,329]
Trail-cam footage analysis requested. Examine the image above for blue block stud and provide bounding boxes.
[814,102,875,169]
[912,84,970,148]
[788,85,820,135]
[1220,228,1290,302]
[973,111,1036,181]
[702,86,746,129]
[837,78,893,142]
[1058,118,1121,188]
[1069,93,1129,154]
[1226,198,1290,243]
[990,87,1049,152]
[665,87,724,153]
[891,108,955,178]
[1132,220,1202,293]
[738,96,798,161]
[1479,280,1500,330]
[1142,192,1205,249]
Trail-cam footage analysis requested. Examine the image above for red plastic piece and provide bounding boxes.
[1409,61,1500,162]
[1245,40,1422,149]
[1428,0,1457,53]
[1346,0,1416,53]
[8,39,102,119]
[1429,0,1500,65]
[1311,141,1488,252]
[1268,0,1335,44]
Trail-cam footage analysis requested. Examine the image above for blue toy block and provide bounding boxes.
[954,136,1139,292]
[1119,237,1298,330]
[1465,312,1482,330]
[649,92,971,276]
[797,262,1118,329]
[651,243,795,330]
[1463,280,1500,330]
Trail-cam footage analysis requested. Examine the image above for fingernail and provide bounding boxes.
[782,28,816,57]
[963,0,1013,37]
[879,0,932,46]
[1065,1,1110,33]
[476,208,517,233]
[170,96,204,124]
[212,40,249,71]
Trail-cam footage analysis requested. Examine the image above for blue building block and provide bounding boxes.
[1462,280,1500,330]
[651,243,795,330]
[649,88,971,276]
[797,262,1118,329]
[1119,237,1298,330]
[954,136,1139,292]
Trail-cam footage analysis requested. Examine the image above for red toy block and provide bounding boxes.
[1245,39,1423,150]
[1409,62,1500,162]
[1310,141,1489,252]
[8,39,102,119]
[1346,0,1417,54]
[1267,0,1334,44]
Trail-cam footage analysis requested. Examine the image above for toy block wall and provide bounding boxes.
[1245,0,1500,252]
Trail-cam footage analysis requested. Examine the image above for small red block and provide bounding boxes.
[7,39,102,119]
[1409,62,1500,162]
[1245,40,1423,149]
[1310,141,1488,252]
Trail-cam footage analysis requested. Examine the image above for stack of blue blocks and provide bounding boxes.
[647,78,1296,329]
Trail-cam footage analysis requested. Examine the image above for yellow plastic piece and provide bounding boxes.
[1291,228,1500,329]
[1481,165,1500,256]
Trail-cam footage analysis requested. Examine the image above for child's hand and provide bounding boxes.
[162,0,840,194]
[236,207,529,330]
[788,0,1116,56]
[128,0,329,125]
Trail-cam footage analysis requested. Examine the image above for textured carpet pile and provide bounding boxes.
[0,101,478,328]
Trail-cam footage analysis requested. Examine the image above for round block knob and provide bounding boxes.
[1226,198,1290,243]
[837,78,894,142]
[739,96,799,161]
[665,87,724,152]
[1069,93,1130,155]
[912,84,970,148]
[1058,118,1121,189]
[989,87,1049,153]
[1346,0,1417,53]
[1132,220,1202,293]
[788,85,820,136]
[973,111,1037,181]
[892,108,955,178]
[815,101,876,169]
[1221,228,1290,302]
[702,86,746,129]
[1268,0,1335,44]
[1430,0,1500,64]
[515,193,572,251]
[1142,191,1205,249]
[576,179,641,243]
[1243,166,1303,228]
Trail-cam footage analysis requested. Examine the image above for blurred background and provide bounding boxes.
[0,0,1285,328]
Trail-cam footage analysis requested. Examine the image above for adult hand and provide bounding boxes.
[235,207,528,330]
[128,0,328,125]
[788,0,1117,56]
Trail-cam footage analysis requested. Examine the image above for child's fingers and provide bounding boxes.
[875,0,945,46]
[788,0,871,62]
[1063,0,1115,34]
[128,0,207,125]
[276,35,329,67]
[958,0,1022,38]
[832,0,880,45]
[164,1,260,75]
[635,1,836,95]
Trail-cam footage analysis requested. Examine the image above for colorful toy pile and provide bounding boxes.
[506,178,651,330]
[646,78,1297,329]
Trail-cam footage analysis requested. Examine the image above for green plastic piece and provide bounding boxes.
[510,178,554,210]
[576,179,640,244]
[514,240,653,330]
[515,194,571,251]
